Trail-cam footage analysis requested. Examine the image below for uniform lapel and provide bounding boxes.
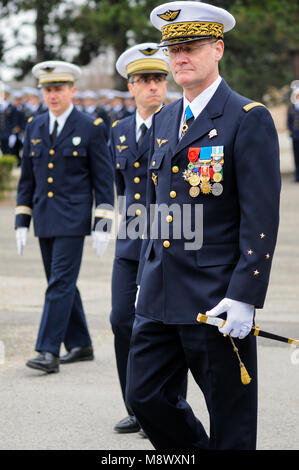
[138,126,150,158]
[172,79,232,157]
[154,99,183,154]
[125,115,138,159]
[54,107,77,146]
[37,112,51,148]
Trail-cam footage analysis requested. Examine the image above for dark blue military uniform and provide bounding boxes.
[15,106,114,356]
[287,103,299,181]
[0,103,23,156]
[126,79,281,449]
[110,114,150,414]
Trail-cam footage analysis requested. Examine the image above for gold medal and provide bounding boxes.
[189,174,201,186]
[201,182,211,194]
[189,186,200,197]
[213,172,223,183]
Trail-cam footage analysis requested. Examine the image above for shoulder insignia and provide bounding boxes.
[93,117,104,126]
[112,120,119,128]
[243,102,266,112]
[155,104,165,114]
[27,116,34,123]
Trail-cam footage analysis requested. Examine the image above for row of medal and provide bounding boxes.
[182,146,224,197]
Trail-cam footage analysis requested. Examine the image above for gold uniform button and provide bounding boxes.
[73,151,78,156]
[166,215,173,223]
[49,149,55,155]
[163,240,170,248]
[48,163,54,169]
[134,177,140,184]
[47,177,53,183]
[172,166,179,173]
[134,193,141,200]
[170,191,177,198]
[135,209,141,216]
[116,163,120,168]
[134,162,140,168]
[31,151,35,156]
[152,161,156,167]
[48,192,54,198]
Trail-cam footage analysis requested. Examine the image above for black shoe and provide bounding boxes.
[114,415,141,434]
[26,352,59,373]
[139,428,148,438]
[60,346,94,364]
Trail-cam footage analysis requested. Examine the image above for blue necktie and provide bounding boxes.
[180,105,194,140]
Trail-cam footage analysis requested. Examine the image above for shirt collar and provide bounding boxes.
[49,103,74,133]
[183,75,222,120]
[135,110,153,141]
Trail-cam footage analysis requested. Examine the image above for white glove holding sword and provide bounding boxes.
[206,297,254,339]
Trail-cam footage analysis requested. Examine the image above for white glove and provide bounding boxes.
[92,230,110,257]
[206,297,254,339]
[135,285,140,308]
[16,227,28,256]
[8,134,17,148]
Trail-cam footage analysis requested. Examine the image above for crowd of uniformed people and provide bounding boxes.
[0,84,181,163]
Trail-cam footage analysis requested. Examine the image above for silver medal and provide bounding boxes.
[213,162,222,173]
[211,183,223,196]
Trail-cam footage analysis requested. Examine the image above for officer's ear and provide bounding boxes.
[127,81,135,99]
[214,39,224,62]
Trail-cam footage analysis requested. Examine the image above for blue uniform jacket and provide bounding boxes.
[136,79,281,323]
[110,114,150,261]
[15,107,114,237]
[287,104,299,140]
[0,104,23,139]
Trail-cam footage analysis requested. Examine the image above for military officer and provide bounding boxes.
[15,60,114,373]
[126,1,281,450]
[110,43,170,434]
[0,85,23,156]
[287,82,299,182]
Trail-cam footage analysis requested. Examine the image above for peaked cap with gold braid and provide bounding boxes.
[150,1,235,47]
[32,60,81,88]
[116,42,169,78]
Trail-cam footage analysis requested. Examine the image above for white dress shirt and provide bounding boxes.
[179,75,222,137]
[135,110,153,142]
[49,103,74,136]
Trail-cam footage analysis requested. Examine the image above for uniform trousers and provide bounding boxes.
[110,257,139,416]
[292,139,299,181]
[126,314,258,450]
[36,236,92,356]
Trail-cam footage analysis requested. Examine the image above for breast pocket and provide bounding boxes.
[148,150,165,171]
[29,146,42,158]
[115,157,127,170]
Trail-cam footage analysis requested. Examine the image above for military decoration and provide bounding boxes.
[72,136,81,146]
[182,146,224,197]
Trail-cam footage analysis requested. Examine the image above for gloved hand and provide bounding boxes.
[16,227,28,256]
[206,297,254,339]
[92,230,110,257]
[8,134,17,148]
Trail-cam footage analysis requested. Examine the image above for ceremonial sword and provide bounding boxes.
[196,314,299,385]
[196,314,299,347]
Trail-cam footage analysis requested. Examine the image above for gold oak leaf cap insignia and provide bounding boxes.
[158,9,181,21]
[140,48,159,56]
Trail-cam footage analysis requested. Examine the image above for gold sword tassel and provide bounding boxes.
[228,336,252,385]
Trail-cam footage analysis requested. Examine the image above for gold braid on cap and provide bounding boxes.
[161,21,224,43]
[126,58,168,76]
